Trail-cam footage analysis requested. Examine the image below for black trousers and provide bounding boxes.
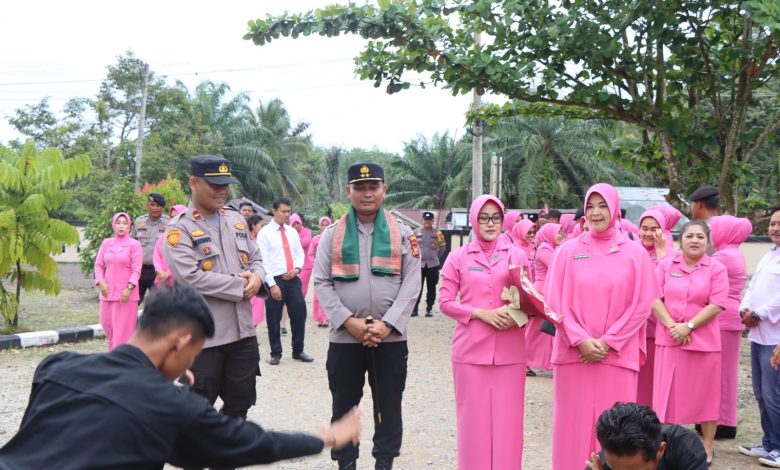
[138,264,156,301]
[327,341,408,463]
[265,276,307,357]
[414,265,440,312]
[189,336,260,419]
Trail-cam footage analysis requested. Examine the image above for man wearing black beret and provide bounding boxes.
[690,186,720,223]
[130,191,169,301]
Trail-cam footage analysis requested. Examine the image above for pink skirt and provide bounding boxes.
[653,346,720,424]
[453,362,526,470]
[636,336,656,407]
[525,317,553,370]
[718,330,742,426]
[552,362,637,470]
[251,296,265,326]
[299,267,313,296]
[99,300,138,351]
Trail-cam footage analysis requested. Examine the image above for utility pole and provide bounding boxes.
[471,31,483,203]
[134,63,149,191]
[489,152,503,199]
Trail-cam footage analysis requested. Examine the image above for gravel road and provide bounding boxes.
[0,304,766,469]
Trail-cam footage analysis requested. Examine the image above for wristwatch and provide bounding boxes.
[751,312,761,322]
[686,321,695,330]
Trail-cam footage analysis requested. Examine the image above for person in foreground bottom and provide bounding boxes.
[585,402,708,470]
[0,283,361,470]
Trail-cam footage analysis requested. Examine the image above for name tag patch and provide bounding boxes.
[671,273,683,278]
[468,266,484,271]
[193,237,212,247]
[574,254,589,259]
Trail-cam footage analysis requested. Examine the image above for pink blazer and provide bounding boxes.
[654,253,729,351]
[299,227,314,269]
[94,236,142,301]
[439,238,529,365]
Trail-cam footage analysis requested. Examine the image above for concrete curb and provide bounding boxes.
[0,324,104,351]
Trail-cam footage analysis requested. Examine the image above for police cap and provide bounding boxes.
[347,163,384,184]
[190,155,239,185]
[147,193,165,207]
[690,186,719,202]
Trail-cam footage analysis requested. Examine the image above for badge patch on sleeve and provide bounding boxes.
[436,230,446,247]
[408,234,420,258]
[166,229,181,248]
[234,223,245,231]
[201,260,213,271]
[241,253,249,265]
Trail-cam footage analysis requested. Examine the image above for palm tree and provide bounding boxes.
[191,81,251,140]
[385,132,469,214]
[223,98,311,205]
[484,116,643,208]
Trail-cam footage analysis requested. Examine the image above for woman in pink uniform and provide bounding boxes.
[439,195,530,469]
[94,212,142,351]
[559,213,576,239]
[635,209,673,406]
[544,184,659,470]
[502,209,524,234]
[711,214,752,438]
[247,215,267,326]
[652,221,728,464]
[152,204,187,287]
[526,222,563,372]
[509,219,537,263]
[650,204,683,249]
[290,214,314,295]
[309,216,332,327]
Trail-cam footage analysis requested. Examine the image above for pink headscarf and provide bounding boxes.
[502,210,524,232]
[648,204,682,246]
[470,194,505,254]
[559,213,576,236]
[169,204,187,218]
[289,213,303,227]
[318,216,333,226]
[620,219,640,241]
[710,215,753,249]
[112,212,131,239]
[511,219,536,247]
[583,183,622,247]
[536,223,562,249]
[638,209,667,258]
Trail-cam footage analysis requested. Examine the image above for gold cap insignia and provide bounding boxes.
[201,260,213,271]
[218,163,229,174]
[360,165,370,177]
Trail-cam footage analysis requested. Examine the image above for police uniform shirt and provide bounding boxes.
[130,214,170,265]
[415,227,446,268]
[313,218,422,344]
[0,345,324,470]
[163,203,264,348]
[588,424,708,470]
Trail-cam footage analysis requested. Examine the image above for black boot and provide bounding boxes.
[375,457,394,470]
[338,460,356,470]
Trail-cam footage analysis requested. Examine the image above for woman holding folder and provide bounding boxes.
[439,194,531,469]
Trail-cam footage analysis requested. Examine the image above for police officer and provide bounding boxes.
[130,192,169,300]
[313,163,421,470]
[690,186,720,223]
[412,211,445,317]
[163,155,265,428]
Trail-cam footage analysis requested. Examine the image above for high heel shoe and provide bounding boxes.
[706,450,714,466]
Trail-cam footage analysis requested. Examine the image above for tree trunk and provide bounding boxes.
[12,261,21,327]
[656,130,685,207]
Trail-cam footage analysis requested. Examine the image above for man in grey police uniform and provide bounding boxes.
[130,192,169,300]
[412,211,446,317]
[314,162,421,470]
[163,155,265,438]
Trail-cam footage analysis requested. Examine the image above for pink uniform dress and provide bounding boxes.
[711,215,752,428]
[502,210,524,233]
[290,214,314,296]
[635,209,675,407]
[526,223,561,371]
[94,212,142,351]
[152,204,187,287]
[544,184,659,470]
[652,253,729,424]
[439,195,529,470]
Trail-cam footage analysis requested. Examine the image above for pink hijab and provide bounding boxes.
[510,219,536,260]
[470,195,505,254]
[318,216,333,226]
[583,183,623,247]
[502,210,524,232]
[536,223,561,249]
[649,205,682,247]
[638,209,668,259]
[289,213,303,226]
[710,215,753,249]
[559,213,576,236]
[169,204,187,218]
[112,212,131,240]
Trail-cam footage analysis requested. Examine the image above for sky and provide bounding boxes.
[0,0,475,154]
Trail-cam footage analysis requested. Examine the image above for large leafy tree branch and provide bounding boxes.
[246,0,780,211]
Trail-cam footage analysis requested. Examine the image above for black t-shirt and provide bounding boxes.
[0,345,323,469]
[589,424,708,470]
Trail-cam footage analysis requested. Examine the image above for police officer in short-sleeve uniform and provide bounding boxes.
[313,163,421,470]
[130,192,169,300]
[163,156,265,426]
[412,211,446,317]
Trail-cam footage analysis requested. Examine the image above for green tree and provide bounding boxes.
[246,0,780,213]
[0,141,91,327]
[385,132,468,213]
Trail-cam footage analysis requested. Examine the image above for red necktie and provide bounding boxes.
[280,226,294,273]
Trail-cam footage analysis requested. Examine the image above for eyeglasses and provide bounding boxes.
[477,214,503,225]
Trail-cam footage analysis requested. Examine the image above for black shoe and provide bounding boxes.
[338,460,356,470]
[425,309,433,317]
[375,457,394,470]
[411,310,418,317]
[695,423,702,435]
[526,367,537,377]
[292,352,314,362]
[281,327,288,335]
[714,425,737,439]
[269,355,281,365]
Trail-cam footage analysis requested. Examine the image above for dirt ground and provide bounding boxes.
[0,291,768,469]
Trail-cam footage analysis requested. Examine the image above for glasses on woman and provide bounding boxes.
[477,214,503,225]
